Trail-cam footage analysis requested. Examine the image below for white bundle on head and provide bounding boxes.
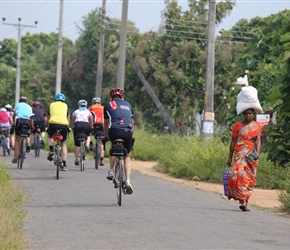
[236,86,263,115]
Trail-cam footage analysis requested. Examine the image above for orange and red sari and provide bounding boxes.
[228,121,262,202]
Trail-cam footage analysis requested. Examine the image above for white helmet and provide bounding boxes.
[78,99,87,108]
[0,107,7,112]
[92,97,101,104]
[5,104,12,109]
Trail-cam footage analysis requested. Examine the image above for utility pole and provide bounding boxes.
[56,0,64,94]
[95,0,106,98]
[202,0,216,136]
[117,0,129,90]
[2,17,37,105]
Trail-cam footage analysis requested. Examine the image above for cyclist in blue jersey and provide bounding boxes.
[12,96,33,164]
[103,87,134,195]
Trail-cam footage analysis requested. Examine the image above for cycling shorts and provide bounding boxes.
[93,123,104,138]
[73,122,92,147]
[15,118,31,136]
[47,124,69,142]
[108,128,133,154]
[32,121,46,133]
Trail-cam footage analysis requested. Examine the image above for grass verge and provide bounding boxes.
[0,162,27,250]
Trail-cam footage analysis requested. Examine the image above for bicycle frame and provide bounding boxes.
[17,127,29,169]
[52,131,63,179]
[109,139,128,206]
[33,125,42,157]
[76,131,87,171]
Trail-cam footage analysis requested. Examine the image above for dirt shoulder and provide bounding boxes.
[131,160,282,211]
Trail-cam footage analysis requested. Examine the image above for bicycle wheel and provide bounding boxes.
[94,139,99,169]
[34,133,40,157]
[80,142,85,171]
[55,144,60,179]
[17,140,24,169]
[116,160,122,206]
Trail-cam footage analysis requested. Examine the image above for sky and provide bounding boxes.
[0,0,290,42]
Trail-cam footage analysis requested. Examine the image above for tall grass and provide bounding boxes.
[0,163,27,250]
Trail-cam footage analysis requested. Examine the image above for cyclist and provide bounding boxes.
[0,107,13,153]
[46,93,70,171]
[5,104,15,150]
[103,87,134,195]
[12,96,33,164]
[31,101,47,148]
[72,99,93,166]
[89,97,105,165]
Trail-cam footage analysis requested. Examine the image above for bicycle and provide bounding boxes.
[17,125,29,169]
[76,130,87,171]
[0,127,10,156]
[52,130,63,179]
[33,124,42,157]
[104,138,128,206]
[93,125,104,169]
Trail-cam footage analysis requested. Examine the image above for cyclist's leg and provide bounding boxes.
[12,119,21,163]
[46,124,55,160]
[73,124,80,165]
[24,119,31,153]
[40,121,46,146]
[96,124,105,164]
[123,130,133,194]
[59,125,68,170]
[10,125,15,149]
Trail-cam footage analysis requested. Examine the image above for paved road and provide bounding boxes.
[2,150,290,250]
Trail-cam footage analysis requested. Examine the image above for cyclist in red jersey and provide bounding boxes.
[89,97,105,166]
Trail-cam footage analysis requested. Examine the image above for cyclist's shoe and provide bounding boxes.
[26,145,31,153]
[125,182,134,195]
[100,157,104,166]
[74,161,79,166]
[40,140,45,148]
[106,170,114,180]
[62,166,68,171]
[11,158,17,164]
[47,152,54,161]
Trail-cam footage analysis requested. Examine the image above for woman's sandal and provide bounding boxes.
[239,201,250,211]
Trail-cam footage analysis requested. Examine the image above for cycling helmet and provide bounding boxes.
[54,93,66,101]
[92,97,101,104]
[19,96,28,103]
[5,104,12,110]
[78,99,88,108]
[109,87,124,100]
[33,101,40,107]
[0,107,6,112]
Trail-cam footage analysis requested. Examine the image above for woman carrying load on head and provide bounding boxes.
[227,85,263,212]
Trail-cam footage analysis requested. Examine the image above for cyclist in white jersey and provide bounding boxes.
[72,100,93,166]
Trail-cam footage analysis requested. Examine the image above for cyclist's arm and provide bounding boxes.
[104,118,109,138]
[88,113,93,128]
[131,118,134,135]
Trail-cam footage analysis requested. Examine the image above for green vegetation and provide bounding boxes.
[0,162,27,250]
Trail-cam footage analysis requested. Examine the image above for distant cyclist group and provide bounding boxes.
[0,87,134,195]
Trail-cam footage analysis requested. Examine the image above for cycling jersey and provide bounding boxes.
[48,101,69,126]
[32,107,46,122]
[104,98,133,131]
[89,104,104,124]
[15,102,33,119]
[0,111,11,128]
[73,108,91,123]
